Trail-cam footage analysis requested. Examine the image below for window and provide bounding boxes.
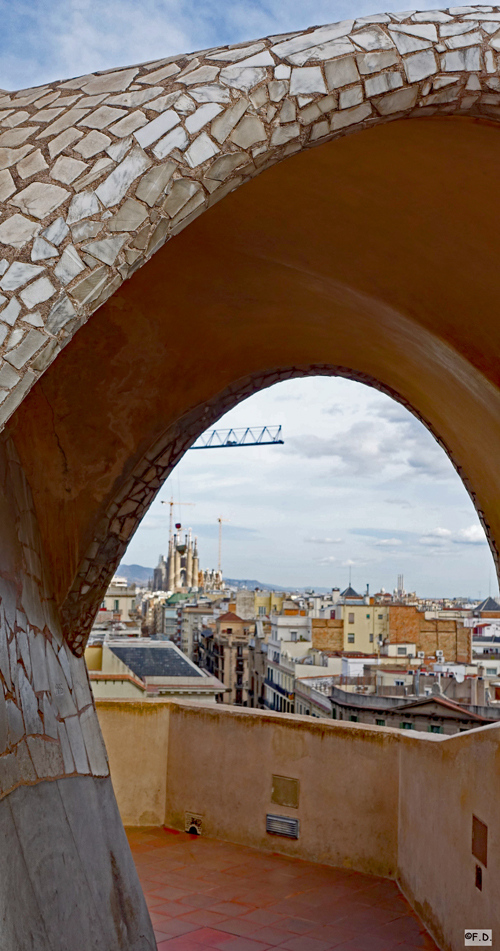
[237,645,243,657]
[369,633,374,642]
[397,647,407,655]
[376,719,385,726]
[290,631,297,641]
[348,633,355,644]
[395,679,405,686]
[114,599,119,611]
[348,613,354,624]
[350,715,358,722]
[400,722,413,730]
[378,614,383,620]
[428,725,443,734]
[366,613,370,619]
[486,668,496,675]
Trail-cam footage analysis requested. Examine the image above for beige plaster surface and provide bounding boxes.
[95,700,500,951]
[8,116,500,650]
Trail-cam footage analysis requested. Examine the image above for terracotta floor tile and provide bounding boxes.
[215,918,268,938]
[128,830,439,951]
[186,927,235,946]
[214,938,272,951]
[246,927,292,946]
[211,902,257,918]
[276,936,332,951]
[153,918,203,937]
[240,909,285,927]
[156,937,206,951]
[277,916,317,934]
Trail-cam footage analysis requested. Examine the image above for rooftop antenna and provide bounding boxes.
[349,565,352,586]
[217,516,230,573]
[161,496,195,541]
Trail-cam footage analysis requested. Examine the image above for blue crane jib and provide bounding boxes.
[190,425,284,449]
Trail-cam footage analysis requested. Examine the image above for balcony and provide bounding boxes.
[96,700,499,951]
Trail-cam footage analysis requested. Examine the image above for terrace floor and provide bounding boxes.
[127,828,439,951]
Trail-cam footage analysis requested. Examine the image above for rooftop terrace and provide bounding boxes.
[129,827,439,951]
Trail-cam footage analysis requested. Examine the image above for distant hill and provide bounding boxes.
[117,564,154,585]
[118,564,330,594]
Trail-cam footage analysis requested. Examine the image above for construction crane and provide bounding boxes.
[160,497,195,540]
[218,516,229,573]
[190,425,284,450]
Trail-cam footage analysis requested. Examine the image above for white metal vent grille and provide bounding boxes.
[266,814,299,838]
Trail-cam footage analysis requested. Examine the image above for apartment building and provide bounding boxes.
[199,612,254,706]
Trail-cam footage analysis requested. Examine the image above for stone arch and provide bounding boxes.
[2,10,500,949]
[0,7,500,427]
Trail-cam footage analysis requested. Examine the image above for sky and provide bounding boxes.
[1,0,446,90]
[2,0,495,597]
[126,377,496,599]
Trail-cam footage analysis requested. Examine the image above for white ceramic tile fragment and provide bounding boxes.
[64,715,90,773]
[134,111,180,148]
[365,71,403,96]
[220,66,267,90]
[48,127,83,158]
[74,130,112,158]
[105,87,164,107]
[0,214,40,249]
[353,26,396,51]
[16,149,48,180]
[54,246,86,285]
[191,84,231,103]
[9,182,70,219]
[207,42,266,62]
[404,49,439,82]
[50,155,88,184]
[339,85,364,108]
[185,102,223,134]
[290,67,327,95]
[152,126,189,159]
[0,168,15,200]
[271,21,354,59]
[0,262,45,292]
[95,147,151,207]
[184,132,220,168]
[0,298,22,326]
[66,190,101,225]
[42,216,69,246]
[79,106,127,129]
[109,111,148,137]
[82,235,128,265]
[20,276,56,309]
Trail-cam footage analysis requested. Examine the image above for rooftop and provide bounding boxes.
[128,827,438,951]
[108,641,203,679]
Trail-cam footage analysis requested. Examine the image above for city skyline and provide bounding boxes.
[125,377,497,599]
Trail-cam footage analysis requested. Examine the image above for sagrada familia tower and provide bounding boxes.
[153,531,200,592]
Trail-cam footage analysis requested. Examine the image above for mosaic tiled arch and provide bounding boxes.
[61,360,499,656]
[1,6,500,431]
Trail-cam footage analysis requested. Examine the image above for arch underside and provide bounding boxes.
[4,109,500,652]
[4,13,500,951]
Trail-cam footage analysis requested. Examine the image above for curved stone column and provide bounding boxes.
[0,433,155,950]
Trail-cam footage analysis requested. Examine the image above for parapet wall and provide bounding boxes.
[96,699,500,951]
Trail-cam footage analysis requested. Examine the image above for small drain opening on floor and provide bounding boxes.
[266,814,299,838]
[185,812,203,835]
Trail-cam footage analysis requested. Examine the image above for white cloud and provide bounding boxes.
[1,0,459,90]
[374,538,403,547]
[305,536,343,545]
[455,525,487,546]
